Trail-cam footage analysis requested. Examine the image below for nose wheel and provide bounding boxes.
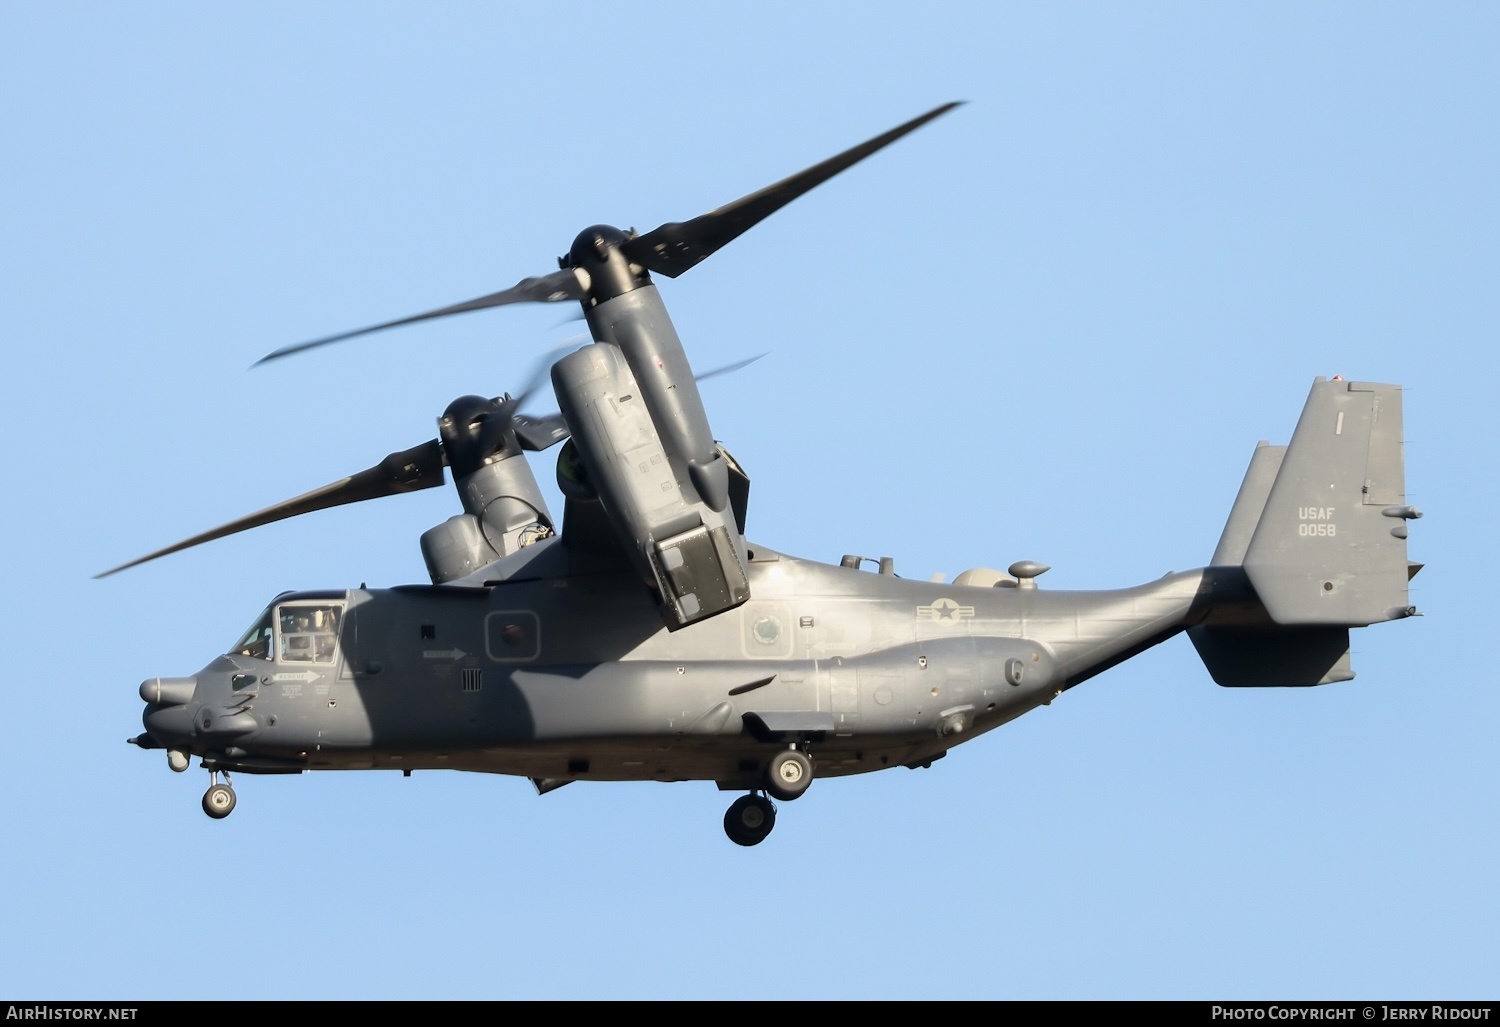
[723,793,776,846]
[201,770,237,820]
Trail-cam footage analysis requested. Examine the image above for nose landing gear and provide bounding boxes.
[201,770,236,819]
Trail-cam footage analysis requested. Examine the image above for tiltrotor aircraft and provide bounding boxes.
[103,102,1423,845]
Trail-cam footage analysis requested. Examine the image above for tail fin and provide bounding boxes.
[1190,378,1422,687]
[1209,440,1286,566]
[1242,378,1419,625]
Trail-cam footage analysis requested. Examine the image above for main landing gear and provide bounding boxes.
[201,770,236,819]
[722,745,818,846]
[765,747,813,801]
[724,793,776,846]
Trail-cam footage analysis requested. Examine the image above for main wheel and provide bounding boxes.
[765,749,814,801]
[723,794,776,846]
[202,784,237,819]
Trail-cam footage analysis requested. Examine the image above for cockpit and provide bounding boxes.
[231,593,347,664]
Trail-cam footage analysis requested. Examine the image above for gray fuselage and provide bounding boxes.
[140,538,1225,791]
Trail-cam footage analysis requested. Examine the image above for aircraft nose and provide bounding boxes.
[140,676,197,748]
[142,700,195,748]
[140,676,197,705]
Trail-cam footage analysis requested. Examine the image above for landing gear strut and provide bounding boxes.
[723,793,776,846]
[202,770,236,819]
[722,744,817,844]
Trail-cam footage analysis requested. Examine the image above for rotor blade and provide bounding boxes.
[501,350,574,452]
[622,102,962,278]
[512,411,570,452]
[493,336,588,422]
[693,352,766,383]
[254,268,588,366]
[94,439,446,578]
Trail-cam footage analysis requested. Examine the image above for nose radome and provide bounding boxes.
[140,677,197,705]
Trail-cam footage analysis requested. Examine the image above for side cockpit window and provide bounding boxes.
[278,604,343,664]
[232,609,275,660]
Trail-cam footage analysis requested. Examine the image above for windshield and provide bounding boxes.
[231,608,275,660]
[277,604,343,664]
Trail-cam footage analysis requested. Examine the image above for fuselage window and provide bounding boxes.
[278,604,344,664]
[232,609,275,660]
[485,610,540,661]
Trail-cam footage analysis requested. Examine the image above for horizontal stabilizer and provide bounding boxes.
[1188,624,1353,687]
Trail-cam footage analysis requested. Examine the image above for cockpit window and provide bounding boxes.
[232,609,275,660]
[278,604,343,664]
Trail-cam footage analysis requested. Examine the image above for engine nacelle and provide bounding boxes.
[420,395,556,584]
[552,336,749,628]
[421,458,554,583]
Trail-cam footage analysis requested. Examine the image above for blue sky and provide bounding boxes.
[2,2,1495,1000]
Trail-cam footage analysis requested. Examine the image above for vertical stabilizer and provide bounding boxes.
[1241,378,1419,626]
[1210,442,1286,566]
